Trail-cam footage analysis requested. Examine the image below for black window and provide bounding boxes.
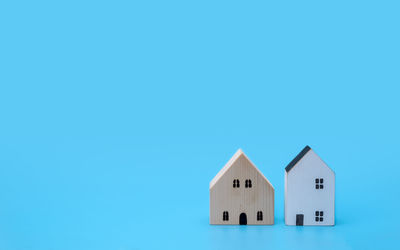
[315,178,324,189]
[233,179,240,188]
[257,211,263,221]
[245,179,252,188]
[315,210,323,222]
[223,211,229,221]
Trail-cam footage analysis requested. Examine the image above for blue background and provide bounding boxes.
[1,1,399,249]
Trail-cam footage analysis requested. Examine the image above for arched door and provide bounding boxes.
[239,213,247,225]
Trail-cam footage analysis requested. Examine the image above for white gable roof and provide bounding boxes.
[285,146,335,174]
[209,149,273,189]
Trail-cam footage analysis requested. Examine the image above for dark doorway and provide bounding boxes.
[296,214,304,226]
[239,213,247,225]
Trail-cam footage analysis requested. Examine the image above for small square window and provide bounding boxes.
[315,210,324,222]
[315,178,325,189]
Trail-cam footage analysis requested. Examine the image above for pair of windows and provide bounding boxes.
[245,179,252,188]
[315,211,324,222]
[233,179,252,188]
[223,211,229,221]
[257,211,263,221]
[315,178,324,189]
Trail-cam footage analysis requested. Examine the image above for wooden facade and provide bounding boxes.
[210,149,274,225]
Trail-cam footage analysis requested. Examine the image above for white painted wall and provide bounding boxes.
[285,149,335,226]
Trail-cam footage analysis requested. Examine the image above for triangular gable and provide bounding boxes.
[285,145,311,172]
[285,145,334,173]
[210,149,273,189]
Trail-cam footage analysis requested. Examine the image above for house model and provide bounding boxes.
[284,146,335,226]
[210,149,274,225]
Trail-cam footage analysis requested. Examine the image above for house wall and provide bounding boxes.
[285,150,335,226]
[210,154,274,225]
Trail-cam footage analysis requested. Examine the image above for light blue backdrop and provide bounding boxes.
[1,1,399,249]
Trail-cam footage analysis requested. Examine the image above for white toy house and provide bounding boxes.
[284,146,335,226]
[210,149,274,225]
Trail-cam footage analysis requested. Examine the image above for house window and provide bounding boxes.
[223,211,229,221]
[315,178,324,189]
[257,211,263,221]
[245,179,252,188]
[315,211,324,222]
[233,179,240,188]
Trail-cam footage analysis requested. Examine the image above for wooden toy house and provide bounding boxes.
[284,146,335,226]
[210,149,274,225]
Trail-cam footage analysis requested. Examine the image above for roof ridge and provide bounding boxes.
[209,149,243,189]
[285,145,311,172]
[210,149,273,189]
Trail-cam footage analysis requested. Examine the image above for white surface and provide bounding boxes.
[285,149,335,226]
